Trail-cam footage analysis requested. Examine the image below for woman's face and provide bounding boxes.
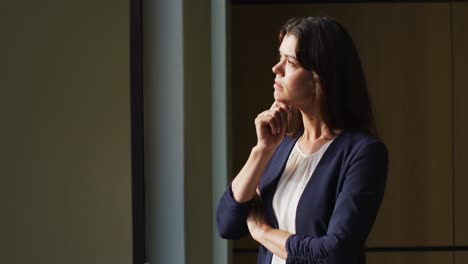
[272,34,316,109]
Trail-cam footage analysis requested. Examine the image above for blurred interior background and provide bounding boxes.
[1,1,467,264]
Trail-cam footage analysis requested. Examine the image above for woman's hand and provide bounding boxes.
[255,101,289,152]
[230,102,289,203]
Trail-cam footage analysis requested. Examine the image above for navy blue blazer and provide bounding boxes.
[217,129,388,264]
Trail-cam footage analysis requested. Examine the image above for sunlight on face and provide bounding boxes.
[272,34,315,110]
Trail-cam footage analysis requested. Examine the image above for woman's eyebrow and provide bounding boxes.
[278,50,297,60]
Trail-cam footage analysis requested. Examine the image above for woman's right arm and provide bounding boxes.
[216,145,275,239]
[217,101,289,239]
[231,145,276,202]
[232,101,289,202]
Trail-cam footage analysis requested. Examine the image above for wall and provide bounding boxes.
[230,2,467,263]
[0,1,132,263]
[454,2,468,264]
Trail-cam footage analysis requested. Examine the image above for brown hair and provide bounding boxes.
[279,17,376,137]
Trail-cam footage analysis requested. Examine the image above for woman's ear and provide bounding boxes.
[310,73,321,97]
[309,73,317,90]
[313,72,323,88]
[309,72,319,87]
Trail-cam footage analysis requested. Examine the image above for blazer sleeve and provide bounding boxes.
[216,183,254,239]
[285,141,388,264]
[216,135,294,240]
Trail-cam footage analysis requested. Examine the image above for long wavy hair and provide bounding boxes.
[279,17,377,137]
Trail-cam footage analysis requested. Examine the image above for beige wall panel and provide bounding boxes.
[453,2,468,246]
[366,252,452,264]
[232,3,452,251]
[356,3,453,248]
[455,252,468,264]
[0,1,132,263]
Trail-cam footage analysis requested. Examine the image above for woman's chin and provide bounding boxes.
[273,91,283,101]
[273,93,288,104]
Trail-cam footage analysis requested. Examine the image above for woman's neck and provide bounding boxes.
[298,110,339,154]
[300,110,330,141]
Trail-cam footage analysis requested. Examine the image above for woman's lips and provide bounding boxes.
[274,81,283,89]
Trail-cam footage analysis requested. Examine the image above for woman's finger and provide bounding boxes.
[269,109,281,134]
[273,101,289,132]
[256,107,286,135]
[256,110,276,135]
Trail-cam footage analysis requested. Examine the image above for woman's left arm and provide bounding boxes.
[247,141,388,263]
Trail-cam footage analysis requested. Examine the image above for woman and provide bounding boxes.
[217,17,388,264]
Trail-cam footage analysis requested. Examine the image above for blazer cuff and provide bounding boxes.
[225,183,255,208]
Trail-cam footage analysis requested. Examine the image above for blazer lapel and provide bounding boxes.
[260,134,300,229]
[259,135,299,192]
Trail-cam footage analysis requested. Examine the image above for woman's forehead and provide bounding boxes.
[279,35,298,59]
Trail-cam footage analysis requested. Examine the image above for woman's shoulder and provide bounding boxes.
[336,129,387,156]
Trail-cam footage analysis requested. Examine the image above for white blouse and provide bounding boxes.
[271,139,334,264]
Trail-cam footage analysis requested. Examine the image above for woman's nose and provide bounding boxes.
[272,61,283,76]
